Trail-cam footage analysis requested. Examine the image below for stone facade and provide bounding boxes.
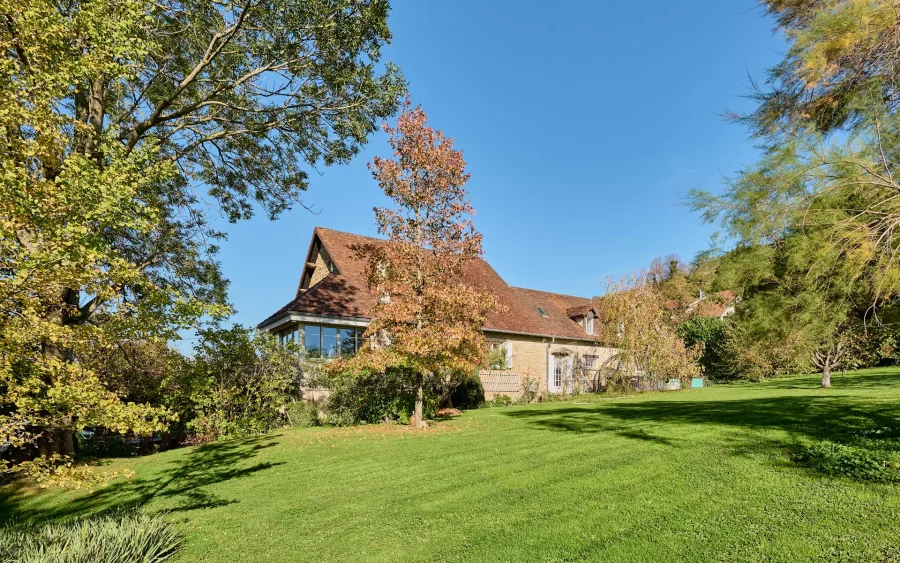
[481,331,617,400]
[308,246,333,288]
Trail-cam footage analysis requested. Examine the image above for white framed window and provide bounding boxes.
[584,354,598,369]
[584,314,594,335]
[487,340,512,369]
[552,355,571,390]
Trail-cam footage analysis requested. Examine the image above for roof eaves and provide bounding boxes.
[483,327,604,344]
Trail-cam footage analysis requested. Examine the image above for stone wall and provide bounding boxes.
[483,331,617,397]
[308,246,333,288]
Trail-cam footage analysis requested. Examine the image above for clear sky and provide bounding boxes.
[193,0,786,344]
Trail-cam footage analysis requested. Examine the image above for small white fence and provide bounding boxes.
[479,371,522,394]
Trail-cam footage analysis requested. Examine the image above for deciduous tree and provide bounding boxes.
[338,101,497,429]
[688,1,900,385]
[598,270,701,390]
[1,0,404,474]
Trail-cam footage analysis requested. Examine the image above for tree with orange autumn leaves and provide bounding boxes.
[332,101,499,429]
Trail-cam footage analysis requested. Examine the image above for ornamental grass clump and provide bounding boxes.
[0,510,180,563]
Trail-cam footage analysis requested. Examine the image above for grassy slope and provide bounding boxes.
[3,369,900,562]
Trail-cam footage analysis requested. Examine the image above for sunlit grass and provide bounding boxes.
[3,368,900,562]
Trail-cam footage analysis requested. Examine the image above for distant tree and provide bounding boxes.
[338,101,498,429]
[691,0,900,307]
[688,1,900,386]
[598,270,701,390]
[1,0,404,475]
[692,237,885,385]
[676,316,727,378]
[648,255,696,305]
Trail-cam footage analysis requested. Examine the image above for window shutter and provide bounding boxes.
[504,341,513,369]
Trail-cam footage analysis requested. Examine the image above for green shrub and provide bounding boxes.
[176,325,299,440]
[326,367,437,426]
[485,347,508,370]
[677,317,740,379]
[286,401,321,428]
[450,374,485,409]
[677,316,726,348]
[485,394,513,407]
[75,434,138,459]
[0,510,180,563]
[517,376,539,404]
[793,441,900,483]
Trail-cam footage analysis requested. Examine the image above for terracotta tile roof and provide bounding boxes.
[259,227,601,341]
[565,303,595,319]
[511,288,601,340]
[690,290,738,318]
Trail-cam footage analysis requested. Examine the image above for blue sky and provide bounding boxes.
[196,0,786,343]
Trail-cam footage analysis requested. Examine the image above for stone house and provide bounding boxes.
[258,227,617,399]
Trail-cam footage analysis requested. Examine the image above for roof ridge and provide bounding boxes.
[314,226,384,242]
[511,286,591,301]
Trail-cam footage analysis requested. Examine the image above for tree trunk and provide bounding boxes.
[37,427,76,457]
[37,289,80,457]
[414,373,425,429]
[821,366,831,388]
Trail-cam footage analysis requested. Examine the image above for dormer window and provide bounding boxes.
[584,313,594,335]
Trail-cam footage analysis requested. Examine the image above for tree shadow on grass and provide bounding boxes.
[0,434,283,524]
[758,370,900,390]
[502,387,900,477]
[504,395,899,441]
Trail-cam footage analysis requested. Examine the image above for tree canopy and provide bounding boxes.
[687,0,900,385]
[1,0,405,474]
[335,101,498,428]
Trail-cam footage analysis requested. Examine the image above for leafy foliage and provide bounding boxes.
[1,0,404,475]
[449,374,485,410]
[677,317,728,378]
[331,101,499,428]
[0,510,180,563]
[484,347,508,371]
[677,317,726,349]
[750,0,900,135]
[285,401,321,428]
[689,0,900,384]
[325,367,437,426]
[793,440,900,483]
[599,270,701,389]
[179,326,299,440]
[484,394,513,407]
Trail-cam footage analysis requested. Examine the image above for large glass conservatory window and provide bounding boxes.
[297,324,362,359]
[304,325,321,358]
[322,327,339,358]
[340,329,357,355]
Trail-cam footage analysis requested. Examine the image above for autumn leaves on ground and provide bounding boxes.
[4,370,900,562]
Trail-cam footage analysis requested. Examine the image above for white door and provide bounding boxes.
[550,355,570,393]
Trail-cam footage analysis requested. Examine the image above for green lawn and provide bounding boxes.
[4,369,900,562]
